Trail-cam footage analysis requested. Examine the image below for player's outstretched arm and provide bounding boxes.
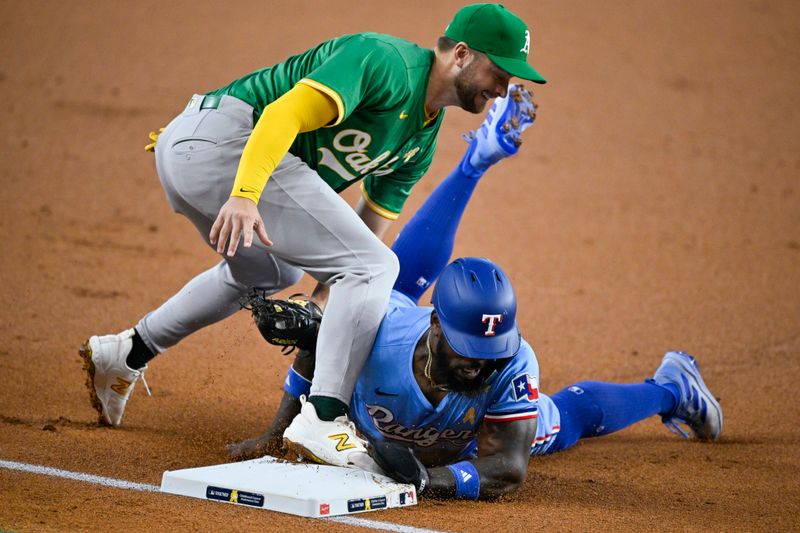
[226,349,315,461]
[371,417,536,500]
[225,393,300,461]
[209,83,338,256]
[430,418,536,499]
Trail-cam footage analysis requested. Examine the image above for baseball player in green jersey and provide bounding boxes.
[79,3,546,466]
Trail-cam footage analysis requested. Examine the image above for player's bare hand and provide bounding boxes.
[226,433,283,462]
[209,196,273,257]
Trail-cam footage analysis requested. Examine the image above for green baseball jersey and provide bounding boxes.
[208,33,444,219]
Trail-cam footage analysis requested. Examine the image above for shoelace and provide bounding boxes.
[663,418,690,439]
[140,371,152,397]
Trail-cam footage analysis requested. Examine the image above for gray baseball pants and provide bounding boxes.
[137,94,399,403]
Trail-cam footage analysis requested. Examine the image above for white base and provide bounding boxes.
[160,456,417,517]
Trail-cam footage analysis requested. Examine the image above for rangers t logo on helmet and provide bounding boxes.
[482,314,503,336]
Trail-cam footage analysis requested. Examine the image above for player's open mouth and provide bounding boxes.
[480,90,492,101]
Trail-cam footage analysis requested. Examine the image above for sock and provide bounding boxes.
[125,328,156,370]
[547,380,677,454]
[654,381,680,416]
[308,395,348,421]
[391,146,484,303]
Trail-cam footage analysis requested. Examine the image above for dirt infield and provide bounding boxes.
[1,0,799,531]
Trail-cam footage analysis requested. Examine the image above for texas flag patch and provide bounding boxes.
[512,373,539,402]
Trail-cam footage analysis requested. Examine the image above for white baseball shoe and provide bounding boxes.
[652,351,723,441]
[283,396,369,467]
[79,329,149,427]
[464,83,538,171]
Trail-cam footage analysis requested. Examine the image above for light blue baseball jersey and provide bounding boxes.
[350,291,562,464]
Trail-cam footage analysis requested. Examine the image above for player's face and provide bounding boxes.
[429,329,495,394]
[454,52,512,113]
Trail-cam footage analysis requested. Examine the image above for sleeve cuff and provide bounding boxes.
[533,426,561,445]
[230,190,261,204]
[483,410,538,423]
[297,78,345,126]
[360,183,400,220]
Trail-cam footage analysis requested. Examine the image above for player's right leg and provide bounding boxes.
[533,351,722,456]
[391,84,537,303]
[259,154,399,466]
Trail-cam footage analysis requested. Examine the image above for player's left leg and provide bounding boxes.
[535,351,722,456]
[392,85,537,303]
[539,380,676,454]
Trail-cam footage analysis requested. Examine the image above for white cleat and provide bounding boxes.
[79,329,147,427]
[652,351,723,441]
[283,396,369,467]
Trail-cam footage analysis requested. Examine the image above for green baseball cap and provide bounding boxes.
[445,3,546,84]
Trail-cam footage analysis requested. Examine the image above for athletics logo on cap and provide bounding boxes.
[512,373,539,402]
[520,30,530,54]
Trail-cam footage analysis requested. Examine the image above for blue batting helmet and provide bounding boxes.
[431,257,521,359]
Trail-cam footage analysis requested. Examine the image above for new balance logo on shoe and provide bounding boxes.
[110,377,132,395]
[328,433,357,452]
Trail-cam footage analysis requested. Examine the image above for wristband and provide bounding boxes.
[283,366,312,399]
[446,461,480,500]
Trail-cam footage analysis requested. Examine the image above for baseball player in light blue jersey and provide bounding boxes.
[229,86,723,500]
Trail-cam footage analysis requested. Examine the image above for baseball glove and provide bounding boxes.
[240,292,323,354]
